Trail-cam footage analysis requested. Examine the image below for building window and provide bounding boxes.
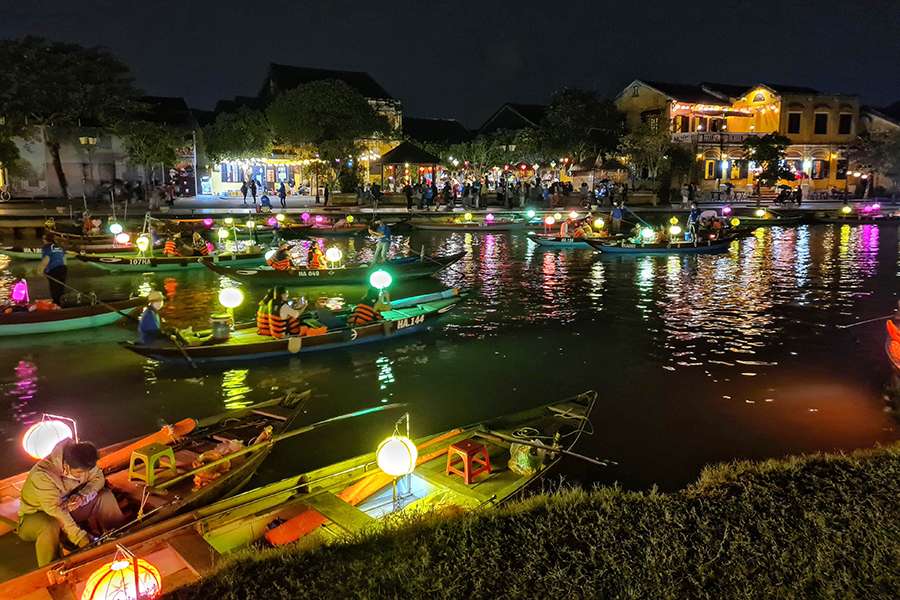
[220,163,244,183]
[838,113,853,135]
[787,112,801,134]
[695,117,708,131]
[704,160,716,180]
[836,159,848,180]
[672,115,689,133]
[632,85,640,97]
[709,118,724,132]
[752,92,766,102]
[811,159,830,179]
[814,113,828,135]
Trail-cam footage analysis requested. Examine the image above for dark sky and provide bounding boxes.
[2,0,899,128]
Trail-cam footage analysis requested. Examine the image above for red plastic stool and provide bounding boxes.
[446,439,492,484]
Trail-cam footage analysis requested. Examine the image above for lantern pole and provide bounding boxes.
[43,413,78,443]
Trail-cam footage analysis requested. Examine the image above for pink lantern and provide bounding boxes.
[267,217,277,227]
[301,212,310,222]
[861,205,872,213]
[202,218,214,228]
[11,279,29,304]
[314,215,324,224]
[485,213,495,222]
[871,203,881,211]
[722,206,732,215]
[206,242,215,254]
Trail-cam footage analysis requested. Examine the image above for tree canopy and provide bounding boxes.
[849,130,900,183]
[743,133,793,186]
[541,88,623,163]
[203,108,273,163]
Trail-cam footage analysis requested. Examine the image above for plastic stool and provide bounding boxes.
[446,439,492,484]
[128,443,177,487]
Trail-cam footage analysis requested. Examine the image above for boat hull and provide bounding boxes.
[588,237,734,255]
[411,220,527,232]
[0,297,143,336]
[202,251,465,287]
[75,252,267,272]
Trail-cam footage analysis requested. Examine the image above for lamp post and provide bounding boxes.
[78,136,98,212]
[376,412,417,512]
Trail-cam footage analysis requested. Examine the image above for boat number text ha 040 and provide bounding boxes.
[395,314,425,330]
[296,270,320,277]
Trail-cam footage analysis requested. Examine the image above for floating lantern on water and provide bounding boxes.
[722,205,733,216]
[369,269,392,290]
[754,208,766,218]
[463,212,473,222]
[135,235,150,253]
[840,205,852,214]
[593,218,605,229]
[669,216,679,225]
[569,211,578,220]
[108,222,123,235]
[730,217,741,227]
[115,233,131,245]
[544,216,556,226]
[346,215,354,223]
[485,213,495,222]
[376,434,418,477]
[202,218,214,228]
[81,546,162,600]
[22,416,76,460]
[275,213,286,222]
[669,225,682,236]
[218,287,244,309]
[224,217,234,226]
[217,228,229,240]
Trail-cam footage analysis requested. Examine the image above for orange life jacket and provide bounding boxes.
[347,303,380,326]
[268,256,292,271]
[194,242,209,256]
[256,302,272,336]
[164,240,179,256]
[308,251,324,269]
[269,302,301,339]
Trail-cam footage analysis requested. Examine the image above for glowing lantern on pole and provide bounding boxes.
[593,218,605,229]
[754,208,766,218]
[526,209,536,219]
[202,218,214,228]
[115,233,131,245]
[218,287,244,309]
[369,269,392,290]
[22,417,75,460]
[346,215,354,224]
[730,217,741,227]
[569,211,578,220]
[224,217,234,226]
[376,434,418,477]
[640,227,655,241]
[245,220,256,230]
[463,212,473,222]
[135,235,150,253]
[485,213,495,223]
[81,546,162,600]
[325,247,343,266]
[275,213,286,222]
[544,216,556,226]
[669,225,683,236]
[840,205,852,214]
[669,216,679,225]
[109,222,123,235]
[217,228,229,240]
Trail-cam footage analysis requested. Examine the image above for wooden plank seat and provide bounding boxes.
[302,492,374,534]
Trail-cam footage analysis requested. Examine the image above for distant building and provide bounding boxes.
[616,79,867,196]
[403,117,471,146]
[478,103,546,135]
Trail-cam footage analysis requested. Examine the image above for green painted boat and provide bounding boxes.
[0,391,596,597]
[0,297,144,336]
[0,246,44,260]
[74,251,267,272]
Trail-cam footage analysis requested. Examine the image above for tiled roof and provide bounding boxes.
[403,117,471,145]
[265,63,394,100]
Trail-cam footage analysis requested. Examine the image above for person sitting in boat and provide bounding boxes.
[347,287,391,326]
[17,439,125,566]
[269,287,307,339]
[267,244,293,271]
[138,290,171,345]
[256,289,274,336]
[307,244,326,269]
[308,296,345,330]
[163,233,181,257]
[191,232,210,256]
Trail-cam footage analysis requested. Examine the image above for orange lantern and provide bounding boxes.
[81,546,161,600]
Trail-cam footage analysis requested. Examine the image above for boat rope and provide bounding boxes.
[136,486,150,521]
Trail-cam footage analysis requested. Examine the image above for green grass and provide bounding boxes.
[168,444,900,599]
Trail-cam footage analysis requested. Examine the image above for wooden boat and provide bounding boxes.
[587,235,735,255]
[526,233,622,248]
[0,391,595,597]
[886,320,900,375]
[812,212,900,225]
[0,390,309,593]
[410,218,528,232]
[306,223,369,237]
[202,251,465,287]
[74,250,267,272]
[0,297,144,336]
[123,288,464,363]
[735,214,805,227]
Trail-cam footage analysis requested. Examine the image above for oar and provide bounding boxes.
[153,402,408,491]
[44,273,198,370]
[836,314,894,329]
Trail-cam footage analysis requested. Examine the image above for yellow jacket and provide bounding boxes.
[18,440,105,544]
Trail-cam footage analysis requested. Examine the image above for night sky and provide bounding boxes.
[3,0,899,128]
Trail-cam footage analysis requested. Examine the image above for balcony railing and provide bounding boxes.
[671,131,766,145]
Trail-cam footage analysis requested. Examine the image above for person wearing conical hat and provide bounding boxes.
[138,290,166,345]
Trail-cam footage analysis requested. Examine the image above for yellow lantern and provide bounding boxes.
[593,218,605,229]
[135,235,150,253]
[669,225,682,236]
[376,435,418,477]
[568,210,578,220]
[22,419,74,460]
[224,217,234,226]
[754,208,766,218]
[217,227,229,240]
[245,220,256,230]
[553,212,562,221]
[218,287,244,309]
[730,217,741,227]
[275,212,286,222]
[325,247,343,263]
[81,553,162,600]
[463,212,473,222]
[840,205,852,214]
[669,216,679,225]
[346,215,355,223]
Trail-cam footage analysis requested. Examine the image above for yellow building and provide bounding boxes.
[616,80,861,197]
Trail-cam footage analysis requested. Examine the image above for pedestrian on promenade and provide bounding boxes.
[249,179,257,206]
[278,181,287,208]
[240,181,248,205]
[323,183,330,206]
[404,183,413,211]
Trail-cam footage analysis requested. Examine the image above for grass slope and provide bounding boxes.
[169,444,900,599]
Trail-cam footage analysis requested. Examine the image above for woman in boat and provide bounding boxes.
[39,233,67,306]
[191,232,210,256]
[269,286,306,339]
[267,243,293,271]
[347,287,391,326]
[138,290,170,345]
[307,244,326,269]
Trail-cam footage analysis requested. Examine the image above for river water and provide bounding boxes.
[0,223,897,491]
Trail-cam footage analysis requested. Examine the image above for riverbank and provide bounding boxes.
[168,443,900,599]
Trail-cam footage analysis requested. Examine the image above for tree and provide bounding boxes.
[0,36,140,199]
[267,80,390,191]
[121,120,187,184]
[742,133,793,186]
[848,130,900,187]
[541,88,623,163]
[619,121,672,183]
[203,108,273,163]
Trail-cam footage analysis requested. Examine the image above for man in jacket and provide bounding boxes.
[17,440,125,566]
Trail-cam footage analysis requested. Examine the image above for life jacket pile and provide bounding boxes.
[256,300,272,336]
[347,302,381,326]
[257,299,328,338]
[267,254,292,271]
[164,239,179,256]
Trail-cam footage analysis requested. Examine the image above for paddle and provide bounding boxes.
[836,314,895,329]
[43,273,198,370]
[153,402,408,491]
[475,430,616,467]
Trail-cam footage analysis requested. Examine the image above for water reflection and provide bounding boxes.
[221,369,252,409]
